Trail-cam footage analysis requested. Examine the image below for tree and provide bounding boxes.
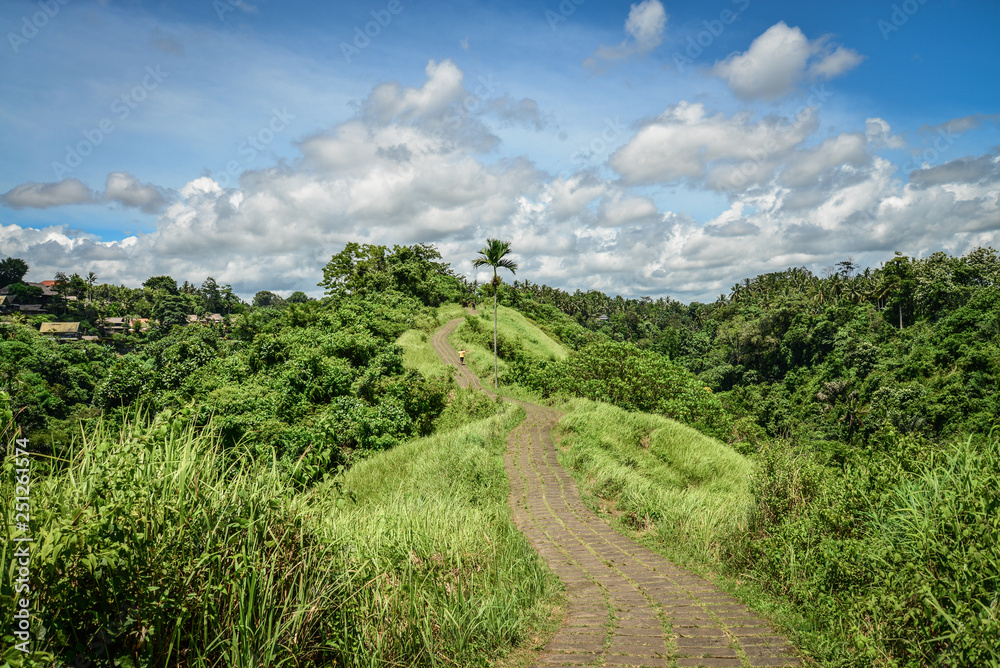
[7,282,42,304]
[472,239,518,389]
[143,275,179,295]
[153,294,189,330]
[86,271,97,304]
[319,242,464,305]
[287,291,310,303]
[253,290,286,308]
[0,257,29,289]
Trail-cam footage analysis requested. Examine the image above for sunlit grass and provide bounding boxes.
[555,399,754,564]
[449,304,568,395]
[1,402,559,667]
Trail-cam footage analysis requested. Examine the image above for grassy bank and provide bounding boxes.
[1,402,559,667]
[448,305,568,400]
[552,399,1000,666]
[554,399,753,565]
[397,303,466,379]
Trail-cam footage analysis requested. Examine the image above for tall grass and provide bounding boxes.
[554,399,754,563]
[1,402,557,667]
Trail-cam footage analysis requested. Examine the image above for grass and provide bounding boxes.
[554,399,754,564]
[1,401,560,667]
[449,304,568,399]
[397,303,468,378]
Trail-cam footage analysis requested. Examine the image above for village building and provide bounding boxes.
[39,321,81,340]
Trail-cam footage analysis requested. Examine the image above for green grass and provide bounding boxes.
[554,399,754,564]
[449,304,568,398]
[1,402,559,667]
[397,303,469,378]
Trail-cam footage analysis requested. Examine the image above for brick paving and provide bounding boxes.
[433,317,802,668]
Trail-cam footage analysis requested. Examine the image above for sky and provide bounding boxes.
[1,0,998,302]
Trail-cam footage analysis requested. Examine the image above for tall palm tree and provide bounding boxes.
[472,239,518,389]
[86,271,97,304]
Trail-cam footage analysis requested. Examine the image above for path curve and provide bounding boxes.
[434,316,802,668]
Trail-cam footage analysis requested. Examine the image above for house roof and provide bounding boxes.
[103,317,126,324]
[40,322,80,334]
[0,282,58,297]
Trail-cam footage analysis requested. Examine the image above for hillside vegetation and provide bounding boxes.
[1,244,562,667]
[497,248,1000,667]
[3,242,998,667]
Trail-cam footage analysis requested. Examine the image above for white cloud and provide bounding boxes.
[610,102,817,189]
[361,59,466,123]
[4,63,999,304]
[713,22,863,100]
[586,0,667,68]
[625,0,668,53]
[808,44,865,79]
[1,179,97,209]
[104,172,170,213]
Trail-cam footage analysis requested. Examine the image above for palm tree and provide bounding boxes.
[86,271,97,304]
[472,239,518,389]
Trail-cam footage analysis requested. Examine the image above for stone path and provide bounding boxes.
[433,317,803,668]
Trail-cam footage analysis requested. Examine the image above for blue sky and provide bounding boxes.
[1,0,998,300]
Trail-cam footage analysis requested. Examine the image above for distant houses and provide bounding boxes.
[187,313,225,326]
[39,322,81,340]
[1,277,232,342]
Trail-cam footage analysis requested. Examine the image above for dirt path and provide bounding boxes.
[434,317,802,667]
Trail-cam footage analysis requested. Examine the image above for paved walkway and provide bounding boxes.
[432,317,802,668]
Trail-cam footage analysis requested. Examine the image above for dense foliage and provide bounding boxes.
[4,242,998,666]
[499,247,1000,666]
[1,404,555,667]
[4,244,470,482]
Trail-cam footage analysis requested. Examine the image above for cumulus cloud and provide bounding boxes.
[586,0,667,68]
[104,172,171,213]
[361,59,466,123]
[1,179,97,209]
[4,61,999,304]
[712,22,863,100]
[909,148,1000,188]
[484,95,549,131]
[610,102,818,189]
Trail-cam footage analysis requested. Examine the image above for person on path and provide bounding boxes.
[458,349,467,365]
